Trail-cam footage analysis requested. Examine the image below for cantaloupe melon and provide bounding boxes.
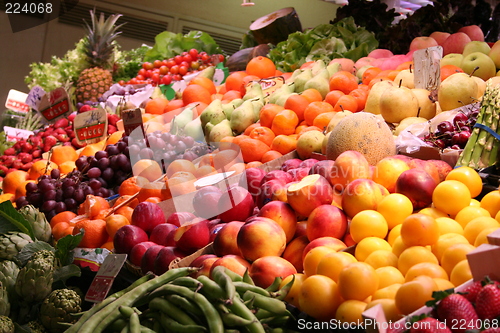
[325,112,396,165]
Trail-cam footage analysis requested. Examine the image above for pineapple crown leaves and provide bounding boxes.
[83,9,125,69]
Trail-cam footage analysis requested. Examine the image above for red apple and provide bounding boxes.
[302,236,347,262]
[287,167,311,182]
[238,167,266,201]
[166,212,196,227]
[149,223,178,246]
[409,36,439,52]
[442,32,472,56]
[218,186,255,222]
[306,204,348,241]
[249,256,297,289]
[368,49,394,59]
[113,224,149,255]
[237,217,287,262]
[257,200,297,243]
[427,159,453,182]
[210,255,251,277]
[141,244,165,275]
[256,179,288,209]
[192,186,223,219]
[131,201,167,234]
[152,246,186,275]
[129,241,157,267]
[429,31,451,46]
[341,178,388,218]
[286,174,333,218]
[173,218,211,254]
[260,170,293,186]
[213,221,245,256]
[281,158,303,172]
[395,168,437,209]
[282,235,309,273]
[458,25,484,42]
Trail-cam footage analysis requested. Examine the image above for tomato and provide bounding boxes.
[166,59,176,68]
[201,53,210,62]
[159,66,169,75]
[189,48,199,59]
[142,62,154,70]
[180,61,190,68]
[153,60,163,68]
[129,78,138,84]
[161,75,172,85]
[190,61,201,70]
[151,73,160,84]
[170,65,179,75]
[179,65,188,76]
[143,70,151,78]
[218,54,225,63]
[118,80,125,85]
[138,68,147,77]
[182,54,193,63]
[136,74,145,81]
[174,55,184,65]
[162,59,169,67]
[172,74,181,81]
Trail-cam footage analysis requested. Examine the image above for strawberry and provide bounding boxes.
[436,293,479,332]
[410,317,451,333]
[460,280,482,303]
[475,283,500,320]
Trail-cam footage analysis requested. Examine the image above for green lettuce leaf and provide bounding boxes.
[0,201,35,240]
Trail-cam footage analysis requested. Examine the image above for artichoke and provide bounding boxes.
[0,283,9,317]
[0,260,19,303]
[0,316,14,333]
[25,320,47,333]
[15,250,55,303]
[39,288,82,333]
[0,232,33,260]
[18,205,52,243]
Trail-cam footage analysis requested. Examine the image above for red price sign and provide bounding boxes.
[85,276,114,303]
[75,123,107,141]
[40,99,70,121]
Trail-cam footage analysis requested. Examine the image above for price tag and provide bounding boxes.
[85,254,127,303]
[3,126,34,142]
[36,87,73,122]
[413,46,443,91]
[121,108,144,136]
[26,86,46,111]
[73,107,108,145]
[5,89,30,113]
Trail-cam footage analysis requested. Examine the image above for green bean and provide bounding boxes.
[149,297,198,326]
[159,313,207,333]
[120,325,129,333]
[139,326,157,333]
[242,269,255,285]
[232,281,270,297]
[119,305,135,318]
[260,315,291,326]
[74,267,197,333]
[219,267,243,282]
[165,294,203,317]
[272,275,295,300]
[168,276,203,290]
[220,311,256,327]
[196,275,226,300]
[211,266,236,303]
[265,277,282,292]
[107,318,128,331]
[225,295,265,333]
[129,312,141,333]
[152,319,163,333]
[242,290,288,316]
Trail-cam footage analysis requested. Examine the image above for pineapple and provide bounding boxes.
[75,10,123,103]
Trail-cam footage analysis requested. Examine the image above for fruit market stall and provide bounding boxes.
[1,1,500,332]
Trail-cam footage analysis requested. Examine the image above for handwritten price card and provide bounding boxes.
[73,107,108,145]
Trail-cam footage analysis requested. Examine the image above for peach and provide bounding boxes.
[237,217,287,262]
[193,256,220,278]
[329,150,371,191]
[213,221,245,257]
[249,256,297,288]
[372,156,410,193]
[427,159,453,182]
[294,221,308,239]
[141,244,164,275]
[166,212,196,227]
[302,236,347,262]
[210,255,251,277]
[407,158,440,185]
[260,170,293,186]
[282,235,310,273]
[306,204,348,241]
[329,58,356,74]
[287,167,311,182]
[113,224,149,255]
[131,201,166,234]
[257,201,297,243]
[429,31,451,46]
[280,158,302,172]
[256,179,288,208]
[368,49,394,59]
[287,174,334,218]
[341,178,388,218]
[395,168,437,210]
[218,186,255,222]
[442,32,472,56]
[190,254,218,268]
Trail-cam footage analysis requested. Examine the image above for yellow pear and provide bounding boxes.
[394,69,415,89]
[379,85,419,123]
[411,88,437,120]
[364,80,394,115]
[394,116,429,136]
[471,76,486,100]
[437,73,478,111]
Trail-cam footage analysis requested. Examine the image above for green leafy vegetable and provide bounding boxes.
[0,131,15,156]
[113,45,151,82]
[268,17,378,72]
[0,201,36,240]
[144,30,225,62]
[56,230,84,266]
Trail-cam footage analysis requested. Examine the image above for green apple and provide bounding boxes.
[488,40,500,69]
[462,41,491,57]
[379,85,419,123]
[461,52,497,81]
[411,88,437,120]
[394,69,415,89]
[438,73,478,111]
[440,53,464,69]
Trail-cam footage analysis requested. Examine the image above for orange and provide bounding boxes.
[145,97,169,115]
[136,181,172,203]
[72,218,109,248]
[333,94,359,112]
[304,101,334,126]
[164,99,184,113]
[14,180,36,200]
[112,195,139,209]
[238,138,271,163]
[168,176,197,196]
[362,67,383,85]
[78,194,110,219]
[213,149,241,171]
[301,88,323,103]
[145,196,162,203]
[387,70,401,81]
[189,76,216,95]
[284,94,310,122]
[224,71,248,92]
[232,134,252,146]
[396,61,413,70]
[261,150,283,163]
[105,214,130,239]
[440,65,464,82]
[105,130,125,145]
[246,161,263,169]
[221,89,242,102]
[115,206,134,223]
[329,71,359,94]
[50,145,78,165]
[259,104,284,128]
[52,222,74,241]
[101,241,114,251]
[270,135,298,155]
[313,112,337,131]
[166,159,197,178]
[249,126,276,147]
[349,88,369,112]
[244,122,261,136]
[182,84,212,105]
[59,161,76,174]
[240,75,261,96]
[324,90,345,108]
[50,211,78,229]
[132,159,164,182]
[246,56,276,79]
[0,193,14,204]
[118,176,142,196]
[2,170,29,194]
[27,160,57,180]
[271,109,299,136]
[227,162,246,174]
